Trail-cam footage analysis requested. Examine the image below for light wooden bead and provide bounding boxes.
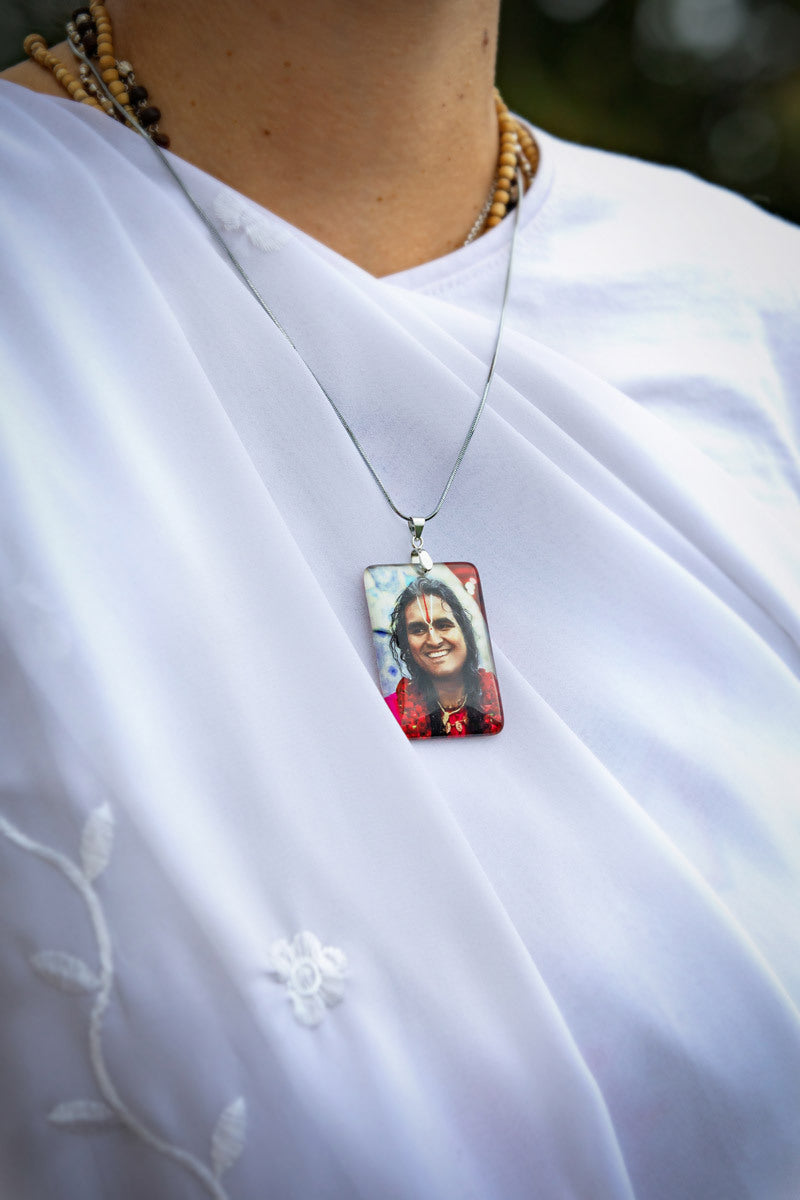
[97,39,114,55]
[101,68,119,82]
[489,202,507,218]
[108,79,126,95]
[498,165,515,181]
[499,151,517,167]
[486,215,502,228]
[24,33,46,54]
[494,188,511,204]
[521,140,539,168]
[98,54,115,68]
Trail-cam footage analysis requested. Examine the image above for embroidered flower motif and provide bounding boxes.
[268,932,347,1027]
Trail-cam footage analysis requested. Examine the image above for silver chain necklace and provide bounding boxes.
[74,41,520,740]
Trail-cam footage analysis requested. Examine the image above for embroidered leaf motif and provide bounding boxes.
[80,803,114,882]
[212,189,245,230]
[211,1096,247,1180]
[48,1099,119,1129]
[31,949,99,994]
[244,219,290,254]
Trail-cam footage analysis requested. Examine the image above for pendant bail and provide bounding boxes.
[408,516,433,573]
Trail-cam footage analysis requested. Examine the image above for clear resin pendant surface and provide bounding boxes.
[363,562,504,740]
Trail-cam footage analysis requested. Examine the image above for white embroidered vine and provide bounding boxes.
[0,806,247,1199]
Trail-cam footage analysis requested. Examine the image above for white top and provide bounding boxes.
[1,82,799,1200]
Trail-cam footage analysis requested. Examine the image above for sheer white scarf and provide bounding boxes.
[1,83,799,1199]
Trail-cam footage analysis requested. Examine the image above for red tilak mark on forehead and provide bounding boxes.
[422,593,430,624]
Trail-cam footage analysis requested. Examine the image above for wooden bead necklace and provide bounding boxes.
[462,91,539,245]
[24,7,537,243]
[25,2,169,148]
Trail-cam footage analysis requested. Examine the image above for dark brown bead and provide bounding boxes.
[128,84,148,105]
[152,130,170,149]
[81,32,97,55]
[138,105,161,126]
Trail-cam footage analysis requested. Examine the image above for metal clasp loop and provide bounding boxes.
[408,516,433,573]
[408,517,425,547]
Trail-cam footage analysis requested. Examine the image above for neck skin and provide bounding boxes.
[432,676,467,710]
[103,0,500,275]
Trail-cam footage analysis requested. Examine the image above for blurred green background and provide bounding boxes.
[3,0,799,224]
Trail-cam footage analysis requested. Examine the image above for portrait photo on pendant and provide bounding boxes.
[364,563,504,740]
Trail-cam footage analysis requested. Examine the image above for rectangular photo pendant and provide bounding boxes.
[363,562,504,740]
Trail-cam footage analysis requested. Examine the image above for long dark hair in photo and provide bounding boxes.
[389,575,485,735]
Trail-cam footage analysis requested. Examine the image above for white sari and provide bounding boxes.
[1,83,799,1199]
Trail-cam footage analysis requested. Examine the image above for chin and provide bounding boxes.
[430,667,463,681]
